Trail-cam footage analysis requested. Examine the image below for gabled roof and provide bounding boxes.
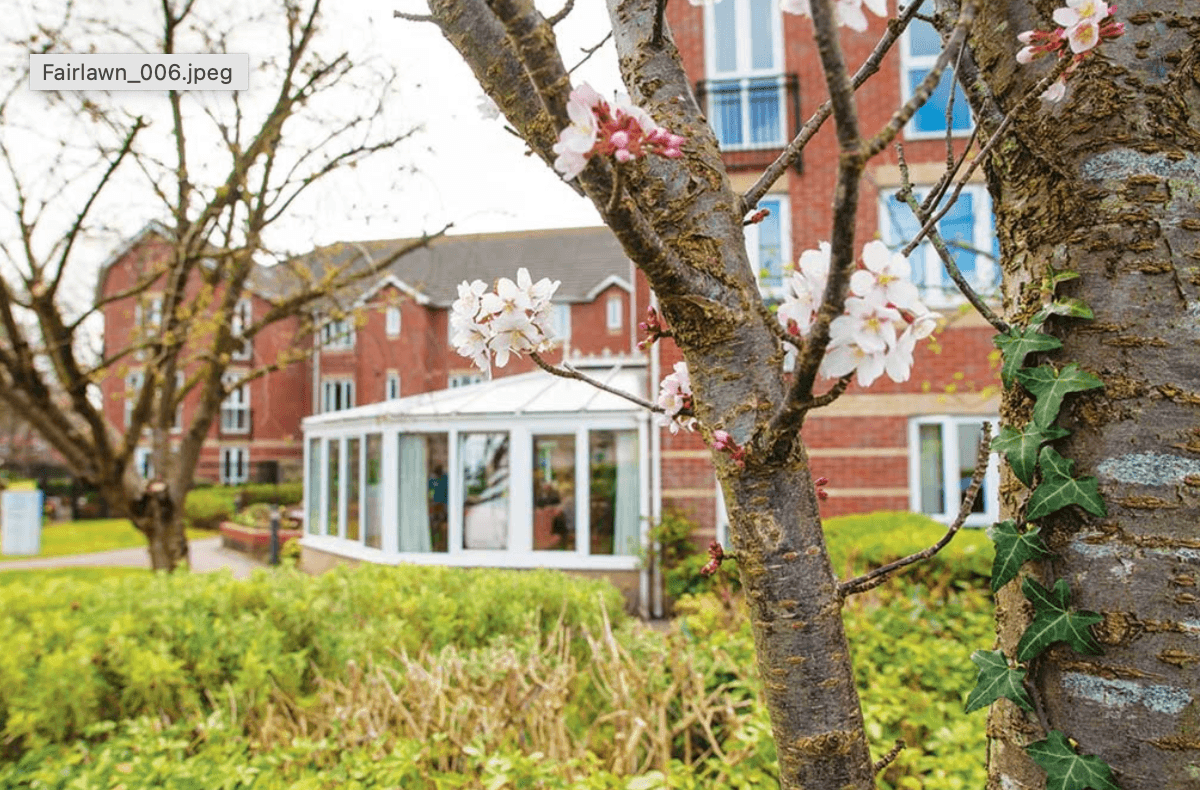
[292,226,632,307]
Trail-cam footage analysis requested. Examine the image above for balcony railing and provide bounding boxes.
[695,74,801,166]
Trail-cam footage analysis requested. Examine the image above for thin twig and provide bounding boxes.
[652,0,668,47]
[804,374,853,410]
[741,0,927,213]
[861,0,977,160]
[607,163,625,215]
[392,10,434,22]
[902,57,1072,257]
[895,147,1009,333]
[547,0,574,26]
[530,352,663,413]
[569,31,613,74]
[840,423,992,597]
[873,740,906,774]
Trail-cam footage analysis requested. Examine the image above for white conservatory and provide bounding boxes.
[300,362,654,608]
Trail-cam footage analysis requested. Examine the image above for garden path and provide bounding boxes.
[0,537,263,578]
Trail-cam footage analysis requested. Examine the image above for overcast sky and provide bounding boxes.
[322,1,622,243]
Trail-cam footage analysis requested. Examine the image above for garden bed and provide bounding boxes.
[218,521,301,562]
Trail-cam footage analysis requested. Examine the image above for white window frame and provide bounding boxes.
[321,378,355,413]
[745,195,790,299]
[385,305,401,338]
[220,371,251,434]
[900,18,974,139]
[124,370,144,428]
[606,294,623,331]
[877,183,998,309]
[231,298,253,361]
[908,415,1000,527]
[220,446,249,485]
[549,303,572,345]
[704,0,787,150]
[320,317,355,350]
[386,371,401,400]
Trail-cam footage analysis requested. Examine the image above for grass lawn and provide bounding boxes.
[0,518,212,562]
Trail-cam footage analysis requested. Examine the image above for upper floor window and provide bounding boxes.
[124,370,144,428]
[320,317,354,350]
[547,303,572,345]
[448,372,485,389]
[606,294,623,331]
[220,446,249,485]
[902,18,973,138]
[746,196,789,296]
[220,371,250,434]
[231,298,252,361]
[133,296,162,360]
[322,378,355,413]
[385,305,401,337]
[878,184,998,307]
[705,0,786,149]
[909,416,999,527]
[386,371,401,400]
[134,447,153,479]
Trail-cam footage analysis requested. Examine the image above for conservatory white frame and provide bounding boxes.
[300,365,654,576]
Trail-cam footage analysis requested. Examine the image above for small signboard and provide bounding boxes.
[2,490,43,556]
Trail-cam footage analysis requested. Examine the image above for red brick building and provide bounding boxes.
[659,0,1002,541]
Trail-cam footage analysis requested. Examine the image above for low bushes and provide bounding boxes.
[183,482,303,530]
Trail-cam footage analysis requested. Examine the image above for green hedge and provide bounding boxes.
[183,482,303,530]
[0,564,626,749]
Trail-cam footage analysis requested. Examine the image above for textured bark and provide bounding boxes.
[959,2,1200,787]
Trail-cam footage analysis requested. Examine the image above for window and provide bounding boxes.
[397,433,449,552]
[879,184,998,306]
[220,446,249,485]
[909,416,999,526]
[220,372,250,433]
[901,18,973,137]
[460,432,510,550]
[548,303,572,345]
[171,371,184,431]
[386,372,401,400]
[326,438,340,536]
[449,372,485,388]
[134,447,153,479]
[321,378,354,413]
[231,298,252,361]
[588,430,641,555]
[346,437,361,542]
[746,196,789,295]
[385,305,401,337]
[533,434,577,551]
[307,437,321,535]
[124,370,144,428]
[320,317,354,350]
[133,296,163,361]
[705,0,786,148]
[364,434,383,549]
[606,294,623,331]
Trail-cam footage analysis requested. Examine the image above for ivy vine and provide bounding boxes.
[965,273,1121,790]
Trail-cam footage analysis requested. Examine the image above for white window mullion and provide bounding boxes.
[447,428,462,554]
[575,426,590,556]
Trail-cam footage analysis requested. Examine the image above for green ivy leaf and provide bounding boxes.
[1017,578,1104,661]
[991,423,1071,487]
[1033,298,1095,325]
[1016,363,1104,428]
[1026,730,1121,790]
[1026,446,1108,520]
[994,327,1063,387]
[965,649,1033,713]
[988,521,1052,593]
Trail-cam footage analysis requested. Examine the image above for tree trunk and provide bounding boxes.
[965,2,1200,787]
[129,487,189,572]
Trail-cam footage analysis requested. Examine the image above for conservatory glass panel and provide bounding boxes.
[346,437,361,541]
[589,430,640,555]
[398,432,449,553]
[532,434,576,551]
[326,438,340,537]
[307,437,320,534]
[364,433,382,549]
[460,432,510,550]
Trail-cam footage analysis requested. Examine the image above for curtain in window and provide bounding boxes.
[612,431,640,555]
[398,434,431,552]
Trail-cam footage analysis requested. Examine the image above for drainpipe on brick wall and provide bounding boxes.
[312,317,321,415]
[648,290,663,619]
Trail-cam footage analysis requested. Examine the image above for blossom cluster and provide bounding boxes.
[690,0,885,33]
[637,306,670,350]
[656,361,696,434]
[1016,0,1125,101]
[553,83,686,180]
[778,240,938,387]
[451,268,561,374]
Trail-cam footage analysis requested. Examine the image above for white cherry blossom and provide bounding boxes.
[850,240,920,310]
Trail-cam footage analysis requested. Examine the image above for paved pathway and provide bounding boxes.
[0,537,265,579]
